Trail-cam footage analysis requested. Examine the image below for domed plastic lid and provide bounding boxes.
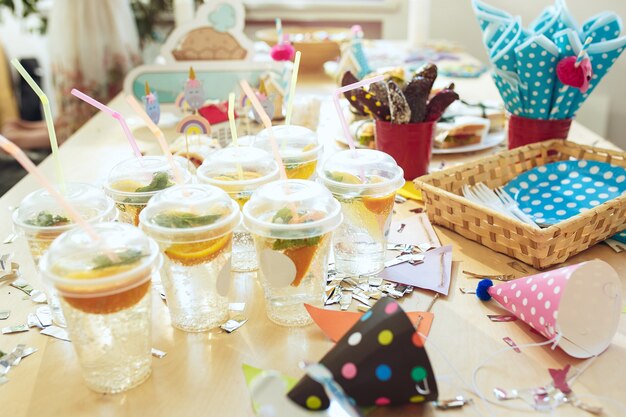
[104,156,192,202]
[318,149,405,197]
[139,184,241,243]
[39,222,160,295]
[242,180,342,239]
[254,125,321,162]
[197,147,279,192]
[13,183,115,232]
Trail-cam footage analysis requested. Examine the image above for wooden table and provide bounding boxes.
[1,71,625,417]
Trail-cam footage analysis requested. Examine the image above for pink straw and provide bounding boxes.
[239,80,288,180]
[0,135,100,241]
[124,95,185,185]
[71,89,142,158]
[333,75,385,151]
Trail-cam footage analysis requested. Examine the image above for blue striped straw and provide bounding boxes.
[575,37,593,67]
[276,18,283,45]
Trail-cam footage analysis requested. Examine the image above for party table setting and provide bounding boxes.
[1,1,626,416]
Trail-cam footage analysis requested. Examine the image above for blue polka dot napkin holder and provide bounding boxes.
[472,0,626,120]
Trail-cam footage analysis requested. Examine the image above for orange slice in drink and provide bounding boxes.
[363,193,395,216]
[283,234,327,287]
[165,233,232,266]
[60,263,151,315]
[286,160,317,180]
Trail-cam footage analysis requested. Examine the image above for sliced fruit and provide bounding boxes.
[363,193,395,216]
[212,171,263,181]
[283,234,327,287]
[286,160,317,179]
[165,233,232,266]
[60,263,150,314]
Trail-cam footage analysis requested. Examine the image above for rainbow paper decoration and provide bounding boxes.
[176,114,212,136]
[473,0,626,120]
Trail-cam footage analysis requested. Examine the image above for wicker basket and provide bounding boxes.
[414,140,626,269]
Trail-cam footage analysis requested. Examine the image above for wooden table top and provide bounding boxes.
[1,70,625,417]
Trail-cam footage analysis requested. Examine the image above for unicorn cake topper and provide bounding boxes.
[142,81,161,125]
[184,67,206,111]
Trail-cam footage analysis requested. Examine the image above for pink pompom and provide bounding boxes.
[556,56,593,93]
[271,43,295,61]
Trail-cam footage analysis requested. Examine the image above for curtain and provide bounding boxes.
[48,0,142,139]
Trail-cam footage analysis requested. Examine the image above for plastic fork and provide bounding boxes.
[494,187,539,227]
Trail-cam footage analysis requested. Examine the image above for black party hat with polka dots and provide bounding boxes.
[287,297,438,410]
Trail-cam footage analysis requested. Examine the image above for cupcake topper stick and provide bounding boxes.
[575,37,593,68]
[227,92,245,180]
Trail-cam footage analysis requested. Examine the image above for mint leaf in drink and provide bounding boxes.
[272,236,321,251]
[272,207,294,224]
[25,211,71,227]
[153,211,223,228]
[92,249,145,270]
[135,172,174,193]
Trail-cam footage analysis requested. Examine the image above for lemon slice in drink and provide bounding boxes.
[165,233,232,266]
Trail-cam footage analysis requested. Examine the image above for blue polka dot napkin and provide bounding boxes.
[472,0,626,120]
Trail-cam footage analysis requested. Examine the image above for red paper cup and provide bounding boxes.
[374,120,435,181]
[508,115,572,149]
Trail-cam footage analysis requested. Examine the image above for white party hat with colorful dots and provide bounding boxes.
[477,260,622,358]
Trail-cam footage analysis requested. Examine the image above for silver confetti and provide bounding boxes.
[30,290,47,304]
[0,261,19,282]
[10,278,33,296]
[357,305,370,313]
[339,293,352,311]
[40,326,71,341]
[36,306,53,327]
[0,310,9,320]
[151,348,167,358]
[2,233,17,244]
[352,293,371,307]
[2,325,29,334]
[394,195,407,204]
[459,288,477,294]
[220,315,247,333]
[368,277,383,287]
[435,396,473,410]
[27,314,43,329]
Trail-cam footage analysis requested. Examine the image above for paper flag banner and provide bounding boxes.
[304,304,434,343]
[515,35,559,119]
[388,214,440,248]
[288,297,438,409]
[380,245,453,296]
[477,260,622,358]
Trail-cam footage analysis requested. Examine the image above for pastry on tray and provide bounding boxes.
[435,116,490,149]
[443,100,505,132]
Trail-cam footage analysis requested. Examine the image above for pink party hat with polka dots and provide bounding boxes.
[476,260,622,358]
[288,297,438,410]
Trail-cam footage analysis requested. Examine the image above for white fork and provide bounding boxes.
[494,187,540,227]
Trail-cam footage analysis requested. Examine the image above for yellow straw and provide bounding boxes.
[125,96,185,186]
[240,80,287,181]
[11,58,65,191]
[228,93,245,180]
[284,50,301,126]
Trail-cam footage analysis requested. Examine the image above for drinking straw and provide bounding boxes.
[125,96,186,185]
[333,75,384,152]
[227,93,245,180]
[71,89,142,158]
[239,80,288,180]
[284,50,301,126]
[10,58,65,190]
[575,37,593,67]
[0,135,99,241]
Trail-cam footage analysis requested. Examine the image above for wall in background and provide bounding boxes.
[427,0,626,147]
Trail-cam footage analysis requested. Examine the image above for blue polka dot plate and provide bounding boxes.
[504,160,626,225]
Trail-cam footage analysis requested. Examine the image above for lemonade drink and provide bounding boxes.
[140,184,241,332]
[197,147,279,272]
[243,180,341,326]
[39,223,160,393]
[319,149,404,276]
